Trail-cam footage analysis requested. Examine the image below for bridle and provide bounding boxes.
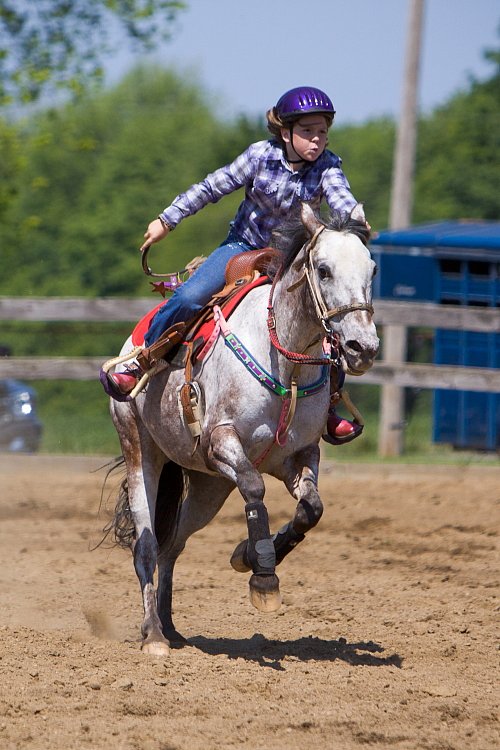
[267,225,374,365]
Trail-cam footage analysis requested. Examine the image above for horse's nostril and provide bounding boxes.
[346,340,363,353]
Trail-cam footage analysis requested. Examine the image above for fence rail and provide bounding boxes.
[0,357,498,394]
[1,296,499,455]
[1,297,499,392]
[1,296,499,331]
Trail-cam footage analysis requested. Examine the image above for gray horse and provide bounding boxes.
[109,203,379,656]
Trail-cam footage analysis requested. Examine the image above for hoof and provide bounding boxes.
[230,539,251,573]
[249,573,281,613]
[141,637,171,658]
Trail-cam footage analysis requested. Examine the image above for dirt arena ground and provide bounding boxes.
[0,454,498,750]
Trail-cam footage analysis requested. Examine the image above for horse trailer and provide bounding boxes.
[370,221,500,451]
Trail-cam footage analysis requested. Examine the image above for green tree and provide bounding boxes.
[2,44,498,303]
[414,46,500,222]
[0,0,185,104]
[0,67,265,297]
[0,116,23,221]
[332,117,395,231]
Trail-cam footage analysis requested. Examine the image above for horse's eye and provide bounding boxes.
[318,265,331,281]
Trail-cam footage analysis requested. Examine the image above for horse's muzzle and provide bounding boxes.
[341,337,380,375]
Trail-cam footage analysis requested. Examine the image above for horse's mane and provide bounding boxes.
[267,208,371,276]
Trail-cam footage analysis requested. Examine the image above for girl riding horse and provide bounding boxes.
[104,85,369,444]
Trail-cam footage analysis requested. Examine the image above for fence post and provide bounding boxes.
[378,325,408,456]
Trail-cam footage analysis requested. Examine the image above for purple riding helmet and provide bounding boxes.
[275,86,336,163]
[276,86,336,121]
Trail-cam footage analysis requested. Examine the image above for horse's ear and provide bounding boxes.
[350,203,366,223]
[301,202,323,236]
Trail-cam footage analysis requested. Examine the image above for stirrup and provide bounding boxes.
[322,419,364,446]
[322,389,365,446]
[128,367,160,399]
[101,347,143,376]
[100,347,162,402]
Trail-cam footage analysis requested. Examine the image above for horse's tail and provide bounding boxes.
[109,459,186,551]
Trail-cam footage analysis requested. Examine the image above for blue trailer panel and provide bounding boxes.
[371,221,500,451]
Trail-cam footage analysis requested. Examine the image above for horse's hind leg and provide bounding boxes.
[208,425,281,613]
[156,470,234,645]
[231,444,323,570]
[111,403,170,656]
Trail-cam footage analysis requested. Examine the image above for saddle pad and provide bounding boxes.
[131,301,165,346]
[131,275,270,348]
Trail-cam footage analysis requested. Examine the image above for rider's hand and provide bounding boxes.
[140,218,169,253]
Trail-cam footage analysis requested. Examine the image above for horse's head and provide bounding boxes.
[297,203,379,375]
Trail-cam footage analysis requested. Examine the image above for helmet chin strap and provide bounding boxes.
[285,125,305,164]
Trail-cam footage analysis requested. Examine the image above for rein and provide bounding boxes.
[266,227,329,365]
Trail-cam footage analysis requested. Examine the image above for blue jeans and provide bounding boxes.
[144,230,253,346]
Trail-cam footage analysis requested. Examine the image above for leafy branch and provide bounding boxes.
[0,0,186,104]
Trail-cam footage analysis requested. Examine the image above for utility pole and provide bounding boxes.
[378,0,425,457]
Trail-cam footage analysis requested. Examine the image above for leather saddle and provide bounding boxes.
[136,247,282,371]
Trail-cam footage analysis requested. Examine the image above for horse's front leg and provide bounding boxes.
[207,425,281,613]
[231,444,323,570]
[112,403,170,656]
[277,444,324,561]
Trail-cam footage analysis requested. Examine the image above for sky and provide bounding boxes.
[107,0,500,125]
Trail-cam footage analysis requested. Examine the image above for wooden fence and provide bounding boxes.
[1,297,499,454]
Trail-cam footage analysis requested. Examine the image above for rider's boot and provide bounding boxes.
[322,363,363,445]
[101,322,187,403]
[323,407,363,445]
[100,366,144,403]
[110,372,139,395]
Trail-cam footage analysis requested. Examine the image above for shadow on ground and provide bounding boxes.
[189,633,403,670]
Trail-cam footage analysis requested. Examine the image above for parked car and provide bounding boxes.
[0,379,43,453]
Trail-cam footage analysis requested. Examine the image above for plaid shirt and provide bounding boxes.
[161,139,357,247]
